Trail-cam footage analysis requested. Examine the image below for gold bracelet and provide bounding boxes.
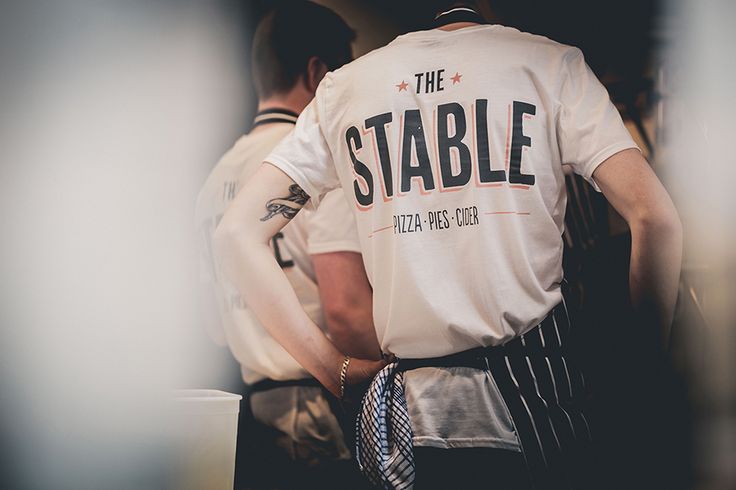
[339,356,351,400]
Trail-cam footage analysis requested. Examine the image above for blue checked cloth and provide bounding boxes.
[355,362,416,490]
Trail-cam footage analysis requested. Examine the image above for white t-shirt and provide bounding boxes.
[265,24,638,359]
[196,123,362,384]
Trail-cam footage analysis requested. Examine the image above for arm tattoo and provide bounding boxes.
[260,184,310,221]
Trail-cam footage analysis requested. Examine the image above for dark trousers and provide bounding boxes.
[414,447,532,490]
[233,382,370,490]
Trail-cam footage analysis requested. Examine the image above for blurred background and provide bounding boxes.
[0,0,733,488]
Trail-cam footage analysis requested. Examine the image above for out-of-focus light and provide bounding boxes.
[0,1,252,488]
[661,0,736,488]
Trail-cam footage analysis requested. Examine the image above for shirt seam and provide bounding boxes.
[581,140,641,192]
[263,158,322,209]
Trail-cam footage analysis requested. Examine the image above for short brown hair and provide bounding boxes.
[251,1,355,98]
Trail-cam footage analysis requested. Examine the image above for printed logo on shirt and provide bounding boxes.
[272,232,294,269]
[397,69,463,94]
[222,180,238,201]
[345,98,537,209]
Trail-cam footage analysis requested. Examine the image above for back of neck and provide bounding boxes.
[257,86,311,116]
[439,21,480,32]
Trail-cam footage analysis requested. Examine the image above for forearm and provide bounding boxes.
[216,230,344,394]
[593,149,684,343]
[213,163,346,394]
[629,215,683,340]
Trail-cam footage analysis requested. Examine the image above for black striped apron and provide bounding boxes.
[356,297,595,489]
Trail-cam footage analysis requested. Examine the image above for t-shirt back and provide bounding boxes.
[265,24,638,358]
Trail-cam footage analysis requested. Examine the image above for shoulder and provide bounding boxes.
[333,39,403,78]
[197,135,247,195]
[491,25,579,58]
[195,128,290,221]
[317,35,408,95]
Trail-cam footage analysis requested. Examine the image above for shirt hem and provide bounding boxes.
[263,158,322,209]
[581,140,641,192]
[412,435,522,452]
[308,241,362,255]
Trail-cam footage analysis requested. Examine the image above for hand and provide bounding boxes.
[346,357,390,386]
[324,356,389,399]
[335,356,391,404]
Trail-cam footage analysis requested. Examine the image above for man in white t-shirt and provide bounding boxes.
[196,3,380,488]
[215,1,682,488]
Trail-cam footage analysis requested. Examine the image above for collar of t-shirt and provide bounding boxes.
[432,6,487,28]
[251,108,299,129]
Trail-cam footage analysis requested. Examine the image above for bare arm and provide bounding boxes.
[593,149,683,343]
[312,252,382,360]
[213,163,385,396]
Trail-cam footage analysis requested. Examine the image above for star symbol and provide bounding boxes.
[451,72,462,84]
[396,80,409,92]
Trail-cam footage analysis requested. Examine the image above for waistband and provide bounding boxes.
[249,377,322,394]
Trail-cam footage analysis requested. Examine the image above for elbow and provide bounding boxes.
[212,219,238,258]
[324,301,381,359]
[213,215,254,261]
[324,302,367,346]
[631,205,683,244]
[324,303,354,339]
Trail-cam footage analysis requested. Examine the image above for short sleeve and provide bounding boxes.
[306,189,362,256]
[556,48,640,191]
[264,83,340,209]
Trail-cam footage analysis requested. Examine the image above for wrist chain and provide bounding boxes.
[339,356,351,400]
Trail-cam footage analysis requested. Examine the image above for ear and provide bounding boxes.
[305,56,328,94]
